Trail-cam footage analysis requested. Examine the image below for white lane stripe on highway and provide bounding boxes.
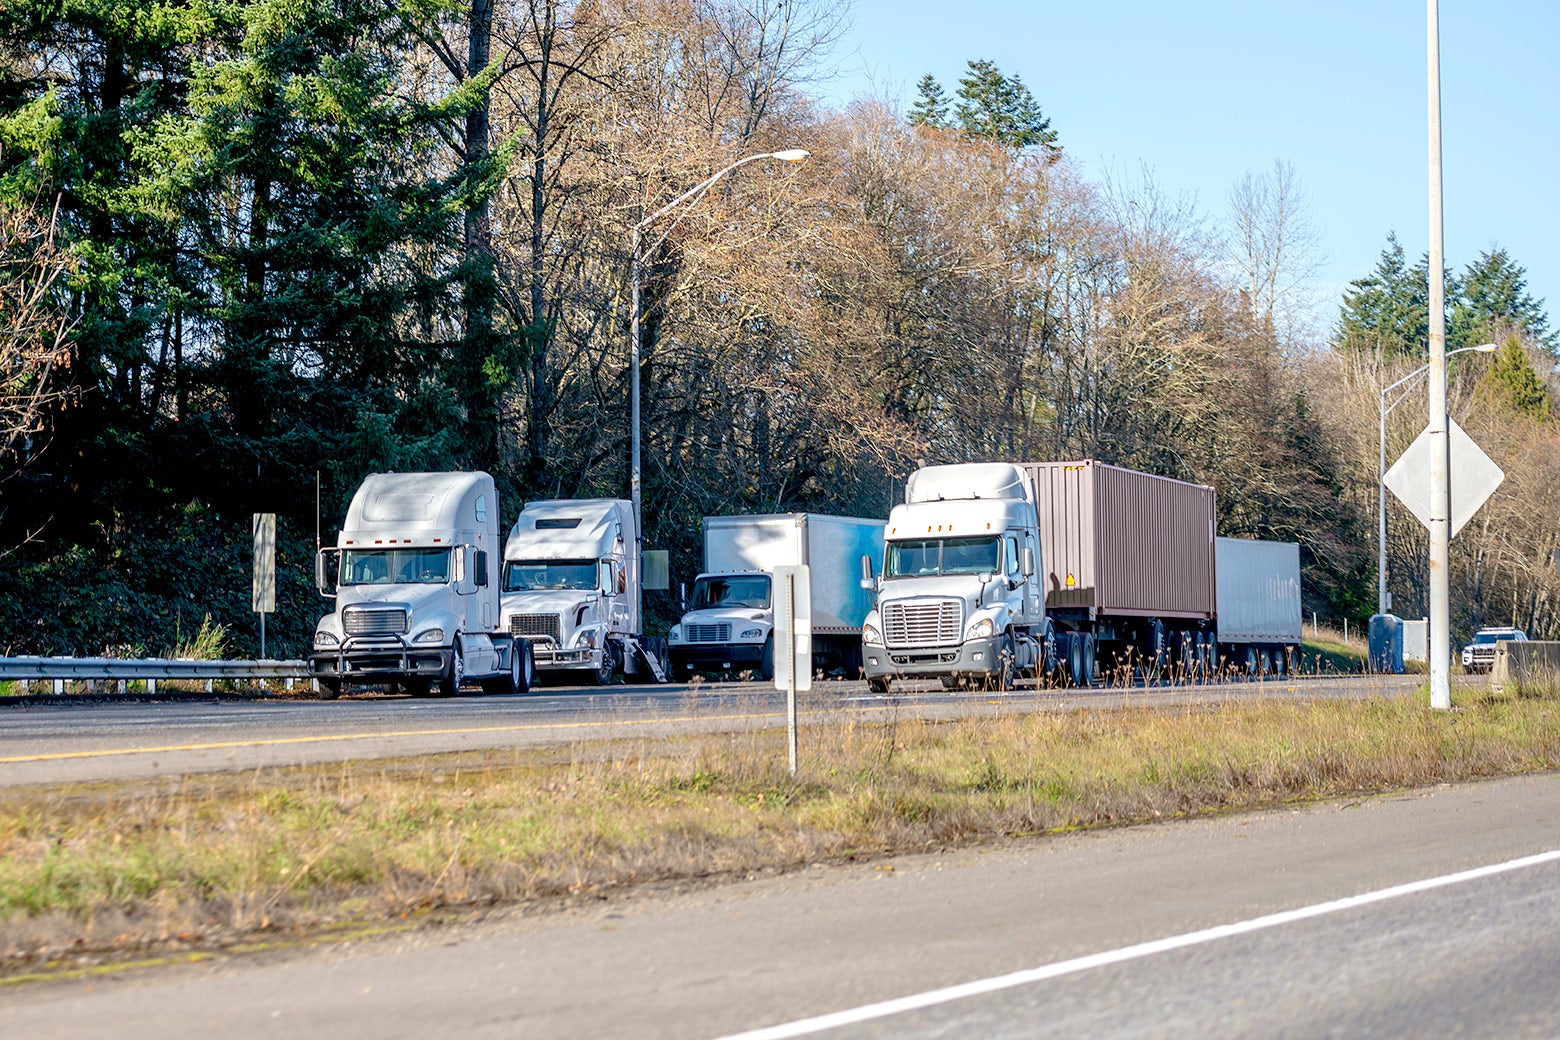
[713,846,1560,1040]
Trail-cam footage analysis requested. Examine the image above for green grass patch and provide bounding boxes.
[2,684,1557,975]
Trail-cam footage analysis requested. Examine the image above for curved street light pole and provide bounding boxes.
[628,148,809,627]
[1377,342,1497,617]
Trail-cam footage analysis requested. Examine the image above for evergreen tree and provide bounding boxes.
[1479,336,1551,419]
[952,59,1058,155]
[908,74,949,129]
[1336,233,1433,358]
[1450,248,1555,353]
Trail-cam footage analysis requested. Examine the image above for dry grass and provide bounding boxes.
[2,683,1558,975]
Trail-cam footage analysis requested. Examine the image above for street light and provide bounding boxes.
[628,148,809,629]
[1377,341,1496,616]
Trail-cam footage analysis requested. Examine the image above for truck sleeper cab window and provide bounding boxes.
[886,536,1001,578]
[691,575,770,610]
[504,559,598,591]
[341,548,451,586]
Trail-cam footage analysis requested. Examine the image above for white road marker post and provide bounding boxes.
[773,564,811,777]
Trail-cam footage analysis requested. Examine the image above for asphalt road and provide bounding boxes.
[3,769,1555,1039]
[0,672,1423,785]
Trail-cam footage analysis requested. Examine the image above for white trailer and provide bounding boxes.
[310,471,533,698]
[1214,536,1302,674]
[500,498,650,685]
[668,513,884,681]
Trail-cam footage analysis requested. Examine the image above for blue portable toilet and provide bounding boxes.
[1368,613,1404,674]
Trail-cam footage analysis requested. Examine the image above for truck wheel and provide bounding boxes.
[437,638,465,698]
[1243,647,1258,677]
[670,656,692,683]
[991,633,1015,692]
[590,641,618,687]
[867,676,891,694]
[517,640,535,693]
[758,636,775,682]
[483,640,526,695]
[318,678,341,700]
[1080,633,1096,688]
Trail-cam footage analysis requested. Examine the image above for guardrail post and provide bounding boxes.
[204,679,213,693]
[147,678,157,695]
[53,679,64,694]
[19,679,28,695]
[117,679,127,695]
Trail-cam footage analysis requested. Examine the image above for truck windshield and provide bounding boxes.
[885,536,1001,577]
[503,560,597,591]
[690,575,771,610]
[341,548,450,586]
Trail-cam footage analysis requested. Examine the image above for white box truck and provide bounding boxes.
[668,514,884,681]
[310,471,533,698]
[500,498,651,685]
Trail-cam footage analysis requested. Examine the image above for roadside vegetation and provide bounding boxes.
[3,682,1557,979]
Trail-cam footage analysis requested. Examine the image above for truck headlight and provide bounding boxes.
[668,625,681,642]
[863,624,883,646]
[739,628,764,639]
[577,629,597,649]
[413,628,445,645]
[967,618,995,639]
[314,630,339,648]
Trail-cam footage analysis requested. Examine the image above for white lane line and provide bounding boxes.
[714,847,1560,1040]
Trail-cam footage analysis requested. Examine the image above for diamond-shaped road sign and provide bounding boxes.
[1384,417,1504,538]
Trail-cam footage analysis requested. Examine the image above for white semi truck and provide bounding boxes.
[860,461,1302,692]
[310,471,534,698]
[500,498,652,685]
[667,513,884,682]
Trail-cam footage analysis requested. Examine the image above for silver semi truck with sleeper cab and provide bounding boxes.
[311,471,533,698]
[500,498,646,685]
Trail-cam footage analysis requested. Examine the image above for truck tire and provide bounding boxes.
[1243,646,1258,677]
[590,641,618,687]
[1080,632,1096,688]
[1065,633,1085,688]
[758,636,774,682]
[482,639,527,695]
[991,632,1015,692]
[517,639,535,693]
[867,675,891,694]
[318,678,341,700]
[669,655,692,683]
[437,638,465,698]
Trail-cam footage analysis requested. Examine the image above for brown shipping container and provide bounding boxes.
[1018,460,1217,620]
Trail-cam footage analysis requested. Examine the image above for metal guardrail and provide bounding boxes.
[0,656,311,695]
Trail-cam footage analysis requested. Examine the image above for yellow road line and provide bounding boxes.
[0,711,787,764]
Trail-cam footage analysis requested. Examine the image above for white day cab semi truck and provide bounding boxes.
[310,471,534,698]
[667,513,885,682]
[859,461,1301,692]
[500,498,663,685]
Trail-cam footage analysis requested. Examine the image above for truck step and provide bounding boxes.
[626,637,668,683]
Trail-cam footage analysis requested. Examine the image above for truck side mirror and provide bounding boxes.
[453,545,473,594]
[1021,546,1035,578]
[859,554,876,591]
[315,549,337,597]
[679,582,687,612]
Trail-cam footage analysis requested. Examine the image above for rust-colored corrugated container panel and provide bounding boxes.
[1018,460,1216,620]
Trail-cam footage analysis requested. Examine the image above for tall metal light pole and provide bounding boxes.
[1378,343,1496,617]
[628,148,810,623]
[1426,0,1451,709]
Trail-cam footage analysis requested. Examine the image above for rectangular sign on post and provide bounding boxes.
[772,564,811,693]
[252,513,276,613]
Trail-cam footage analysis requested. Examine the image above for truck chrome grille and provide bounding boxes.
[685,623,731,643]
[343,606,409,636]
[882,600,963,648]
[510,613,561,642]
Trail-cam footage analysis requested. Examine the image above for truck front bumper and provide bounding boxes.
[310,645,450,683]
[862,636,1002,682]
[670,642,766,674]
[527,642,602,672]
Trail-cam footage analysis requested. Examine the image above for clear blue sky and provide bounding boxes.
[820,1,1559,337]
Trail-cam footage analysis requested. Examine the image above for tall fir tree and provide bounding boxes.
[1478,336,1552,419]
[908,74,949,129]
[1336,233,1433,358]
[1450,248,1555,354]
[952,59,1058,155]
